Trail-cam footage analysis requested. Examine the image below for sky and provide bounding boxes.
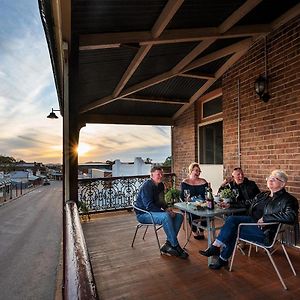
[0,0,171,164]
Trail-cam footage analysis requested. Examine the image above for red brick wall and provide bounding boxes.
[222,15,300,199]
[172,104,198,187]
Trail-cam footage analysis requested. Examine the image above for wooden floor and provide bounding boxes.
[82,211,300,300]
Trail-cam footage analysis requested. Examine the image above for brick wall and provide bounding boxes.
[222,15,300,199]
[172,104,198,187]
[172,16,300,200]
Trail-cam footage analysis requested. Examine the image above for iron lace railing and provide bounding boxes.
[78,173,176,212]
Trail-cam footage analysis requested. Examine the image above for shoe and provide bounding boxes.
[160,242,179,257]
[209,257,228,270]
[174,245,189,259]
[199,245,220,257]
[193,234,205,240]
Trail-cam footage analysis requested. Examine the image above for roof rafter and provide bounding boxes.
[173,48,251,119]
[79,24,269,50]
[121,95,188,105]
[112,0,184,98]
[79,0,266,115]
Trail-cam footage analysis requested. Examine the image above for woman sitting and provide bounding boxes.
[180,162,208,240]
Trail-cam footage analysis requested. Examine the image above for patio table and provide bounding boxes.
[174,202,246,265]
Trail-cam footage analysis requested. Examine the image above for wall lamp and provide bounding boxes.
[47,108,60,119]
[255,75,270,102]
[254,36,270,103]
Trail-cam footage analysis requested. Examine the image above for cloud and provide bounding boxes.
[0,1,171,164]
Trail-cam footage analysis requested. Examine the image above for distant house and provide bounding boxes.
[112,157,151,177]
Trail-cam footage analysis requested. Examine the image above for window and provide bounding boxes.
[202,96,222,118]
[199,121,223,164]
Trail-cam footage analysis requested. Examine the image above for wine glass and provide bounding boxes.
[183,189,190,203]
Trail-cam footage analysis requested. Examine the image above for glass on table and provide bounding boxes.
[183,189,191,203]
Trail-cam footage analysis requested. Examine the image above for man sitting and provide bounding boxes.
[135,166,188,259]
[218,167,260,208]
[200,170,299,269]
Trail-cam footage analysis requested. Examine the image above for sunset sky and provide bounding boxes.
[0,0,171,164]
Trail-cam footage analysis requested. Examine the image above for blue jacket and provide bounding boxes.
[135,179,165,214]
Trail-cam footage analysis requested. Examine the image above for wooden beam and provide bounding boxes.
[80,114,174,126]
[199,88,222,102]
[172,39,216,72]
[218,0,263,33]
[174,49,250,119]
[112,0,184,98]
[113,45,152,97]
[178,73,215,80]
[122,96,187,105]
[151,0,184,38]
[79,24,269,50]
[79,38,253,114]
[183,38,253,73]
[271,3,300,31]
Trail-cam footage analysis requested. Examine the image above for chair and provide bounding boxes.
[229,222,297,290]
[131,203,163,254]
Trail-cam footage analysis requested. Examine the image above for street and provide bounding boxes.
[0,181,62,300]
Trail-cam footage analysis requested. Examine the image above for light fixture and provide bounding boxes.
[254,37,270,102]
[47,108,60,119]
[255,75,270,102]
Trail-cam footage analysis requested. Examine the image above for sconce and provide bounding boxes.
[255,37,270,103]
[254,75,270,102]
[47,108,60,119]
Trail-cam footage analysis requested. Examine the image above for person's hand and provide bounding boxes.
[222,176,233,186]
[166,207,176,218]
[257,217,264,229]
[257,217,264,224]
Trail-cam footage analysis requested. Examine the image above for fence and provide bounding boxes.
[78,173,176,212]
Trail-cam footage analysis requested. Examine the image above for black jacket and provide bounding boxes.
[219,177,260,208]
[247,189,299,244]
[248,189,298,224]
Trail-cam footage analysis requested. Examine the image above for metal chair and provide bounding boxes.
[229,222,296,290]
[131,203,163,254]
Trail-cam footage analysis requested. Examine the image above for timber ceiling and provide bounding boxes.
[39,0,300,125]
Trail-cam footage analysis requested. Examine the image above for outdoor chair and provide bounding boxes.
[229,222,296,290]
[131,203,163,255]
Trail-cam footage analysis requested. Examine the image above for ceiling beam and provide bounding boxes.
[79,38,252,114]
[79,24,270,50]
[174,48,251,119]
[121,96,187,105]
[80,114,174,126]
[178,73,215,80]
[112,0,184,98]
[271,3,300,31]
[218,0,263,33]
[182,37,253,73]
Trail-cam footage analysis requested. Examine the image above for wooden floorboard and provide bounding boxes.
[82,211,300,300]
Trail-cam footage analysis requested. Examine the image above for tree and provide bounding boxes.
[0,155,16,173]
[162,156,172,167]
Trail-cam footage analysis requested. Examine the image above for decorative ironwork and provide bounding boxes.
[78,173,176,212]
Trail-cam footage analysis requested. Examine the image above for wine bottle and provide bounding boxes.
[206,183,214,210]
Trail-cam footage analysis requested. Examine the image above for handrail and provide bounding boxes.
[64,201,98,299]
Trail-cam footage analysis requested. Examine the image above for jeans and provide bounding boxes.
[137,211,183,247]
[216,216,266,260]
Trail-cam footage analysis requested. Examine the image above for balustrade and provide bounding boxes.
[78,173,175,212]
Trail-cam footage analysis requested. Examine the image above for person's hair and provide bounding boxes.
[232,167,243,175]
[150,166,163,173]
[188,162,200,175]
[270,169,288,183]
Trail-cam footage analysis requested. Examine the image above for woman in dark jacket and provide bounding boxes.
[200,169,299,270]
